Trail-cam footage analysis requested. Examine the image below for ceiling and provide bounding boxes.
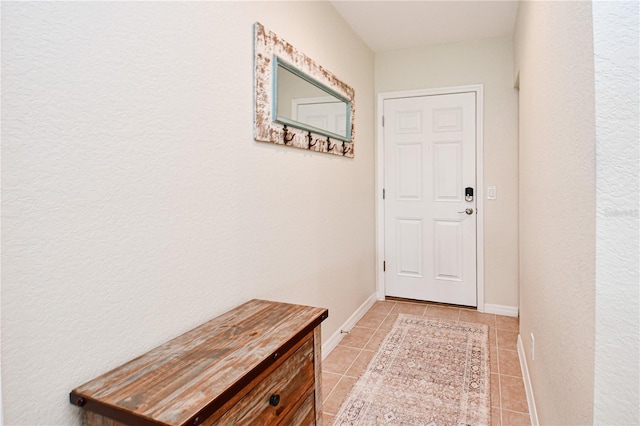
[330,1,520,52]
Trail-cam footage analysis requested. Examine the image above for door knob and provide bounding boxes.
[458,208,474,215]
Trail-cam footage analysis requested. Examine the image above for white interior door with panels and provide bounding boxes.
[383,92,477,306]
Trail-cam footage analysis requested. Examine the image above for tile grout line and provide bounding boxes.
[321,373,337,406]
[324,323,378,406]
[343,301,399,406]
[500,373,525,378]
[323,300,398,418]
[502,407,531,415]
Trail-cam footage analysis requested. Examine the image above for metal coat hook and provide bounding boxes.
[307,131,318,149]
[282,125,295,145]
[326,137,336,153]
[342,141,352,156]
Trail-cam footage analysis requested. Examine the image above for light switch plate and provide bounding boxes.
[487,186,497,200]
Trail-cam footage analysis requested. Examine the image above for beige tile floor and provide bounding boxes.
[321,299,531,425]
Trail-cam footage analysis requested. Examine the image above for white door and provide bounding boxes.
[384,92,477,306]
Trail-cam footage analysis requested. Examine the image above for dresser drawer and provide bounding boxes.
[211,336,315,425]
[279,388,316,425]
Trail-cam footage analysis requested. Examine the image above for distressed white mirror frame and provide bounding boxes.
[254,22,356,158]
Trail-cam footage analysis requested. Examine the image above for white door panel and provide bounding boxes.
[384,92,476,306]
[397,218,423,277]
[396,143,422,200]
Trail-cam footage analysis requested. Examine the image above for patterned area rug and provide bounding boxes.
[334,314,490,425]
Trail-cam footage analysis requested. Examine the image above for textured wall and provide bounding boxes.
[514,2,596,424]
[1,2,374,423]
[592,1,640,423]
[375,37,519,308]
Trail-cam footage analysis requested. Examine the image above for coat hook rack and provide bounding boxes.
[326,137,336,153]
[282,125,295,145]
[307,131,317,149]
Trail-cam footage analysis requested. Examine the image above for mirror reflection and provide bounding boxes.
[275,60,351,141]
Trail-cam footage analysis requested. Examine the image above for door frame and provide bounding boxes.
[376,84,485,312]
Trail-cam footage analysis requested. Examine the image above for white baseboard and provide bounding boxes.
[484,303,518,317]
[322,293,378,360]
[517,334,539,426]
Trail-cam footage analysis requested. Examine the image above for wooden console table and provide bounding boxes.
[70,299,328,425]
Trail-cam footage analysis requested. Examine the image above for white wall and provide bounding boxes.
[592,1,640,423]
[0,2,375,423]
[514,2,596,424]
[376,37,519,309]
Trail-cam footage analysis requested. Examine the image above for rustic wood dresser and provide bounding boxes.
[70,299,328,425]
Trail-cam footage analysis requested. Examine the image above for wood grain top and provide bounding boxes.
[70,299,328,426]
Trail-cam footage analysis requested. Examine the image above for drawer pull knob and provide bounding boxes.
[269,394,281,407]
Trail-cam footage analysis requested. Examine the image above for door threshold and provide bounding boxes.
[384,296,477,310]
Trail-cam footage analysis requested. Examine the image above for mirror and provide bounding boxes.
[274,59,351,141]
[254,22,356,157]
